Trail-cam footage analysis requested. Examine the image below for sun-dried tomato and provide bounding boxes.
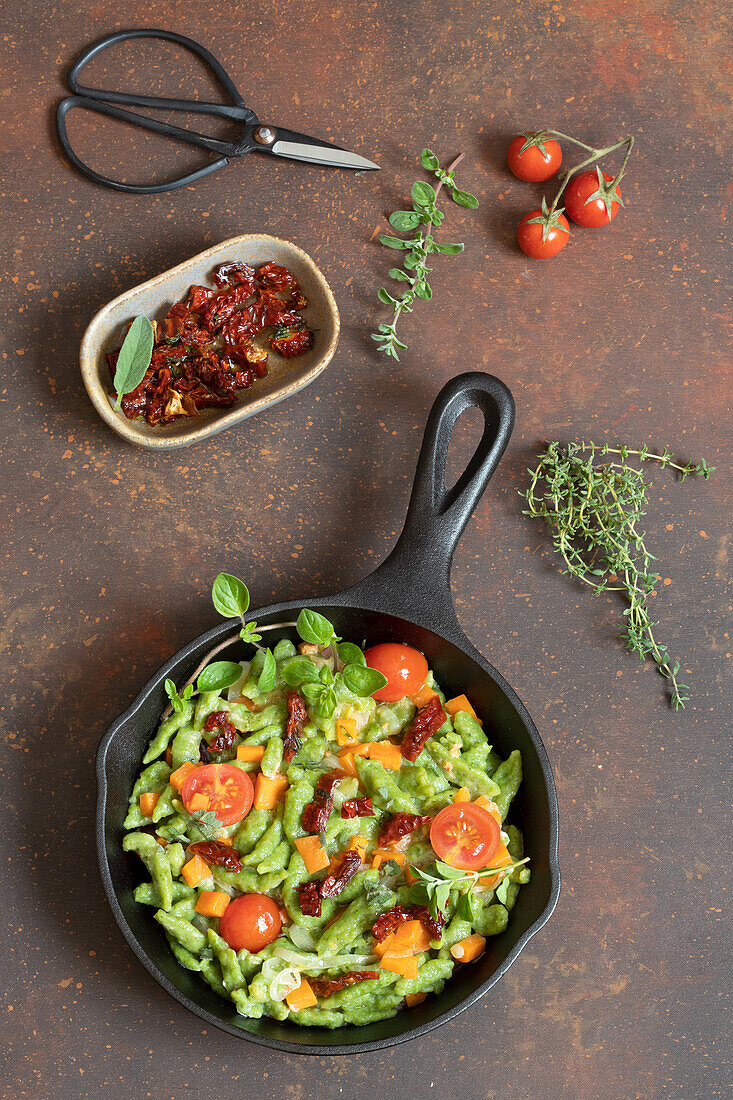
[371,903,445,943]
[188,840,242,872]
[270,327,314,358]
[311,971,379,999]
[301,770,342,833]
[213,262,256,294]
[256,260,307,308]
[341,797,374,819]
[204,710,237,754]
[161,302,213,347]
[297,881,322,917]
[319,850,361,899]
[400,696,447,762]
[284,690,308,764]
[378,812,431,846]
[187,284,215,311]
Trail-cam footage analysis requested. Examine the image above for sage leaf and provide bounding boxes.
[113,316,154,409]
[197,660,243,694]
[212,573,249,619]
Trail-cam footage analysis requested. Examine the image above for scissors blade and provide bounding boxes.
[263,126,379,170]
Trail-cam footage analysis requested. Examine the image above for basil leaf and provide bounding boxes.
[282,656,320,686]
[342,664,388,697]
[337,642,366,667]
[296,609,335,646]
[434,859,467,880]
[421,149,440,171]
[389,210,420,231]
[113,316,154,409]
[433,242,464,255]
[196,660,243,693]
[452,189,479,209]
[412,180,436,207]
[212,573,250,619]
[257,649,277,693]
[301,681,323,701]
[317,689,337,720]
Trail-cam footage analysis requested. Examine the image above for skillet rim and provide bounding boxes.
[96,599,560,1056]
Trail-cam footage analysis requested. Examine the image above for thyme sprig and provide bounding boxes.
[522,441,713,710]
[372,149,478,360]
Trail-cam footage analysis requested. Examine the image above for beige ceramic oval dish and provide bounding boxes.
[80,234,340,450]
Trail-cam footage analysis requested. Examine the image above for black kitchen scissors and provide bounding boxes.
[56,28,380,194]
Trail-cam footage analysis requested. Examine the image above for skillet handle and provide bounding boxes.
[338,372,515,636]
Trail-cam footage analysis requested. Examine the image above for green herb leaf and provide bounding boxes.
[451,189,479,209]
[296,609,336,646]
[164,677,192,713]
[434,859,468,880]
[337,642,366,667]
[212,573,250,619]
[433,242,464,254]
[281,656,320,687]
[389,210,421,231]
[113,316,155,409]
[412,180,436,206]
[379,235,411,250]
[189,809,223,841]
[196,661,243,694]
[342,664,389,697]
[257,648,277,693]
[421,149,440,171]
[434,882,451,914]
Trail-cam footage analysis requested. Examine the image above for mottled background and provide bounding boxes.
[1,0,730,1097]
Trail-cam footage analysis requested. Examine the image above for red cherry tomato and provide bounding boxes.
[507,133,562,182]
[181,763,253,827]
[363,643,429,702]
[517,208,570,259]
[430,803,501,871]
[564,170,621,227]
[218,893,282,953]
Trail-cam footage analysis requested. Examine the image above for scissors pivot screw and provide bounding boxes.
[254,125,276,145]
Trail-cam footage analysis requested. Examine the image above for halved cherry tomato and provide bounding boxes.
[181,763,253,827]
[218,893,282,952]
[430,803,501,871]
[507,132,562,182]
[564,169,621,227]
[517,208,570,259]
[363,643,429,703]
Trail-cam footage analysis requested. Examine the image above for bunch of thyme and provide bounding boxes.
[372,149,478,360]
[522,441,713,709]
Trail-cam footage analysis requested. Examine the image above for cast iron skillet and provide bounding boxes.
[97,372,560,1055]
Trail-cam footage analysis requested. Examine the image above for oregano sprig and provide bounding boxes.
[409,858,530,923]
[522,441,713,710]
[211,572,275,693]
[372,149,478,360]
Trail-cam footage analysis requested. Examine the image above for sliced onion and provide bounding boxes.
[274,944,376,971]
[191,913,209,933]
[288,924,317,952]
[261,957,283,981]
[321,752,341,770]
[269,967,302,1002]
[227,661,251,701]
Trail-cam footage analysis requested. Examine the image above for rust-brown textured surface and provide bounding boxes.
[1,1,730,1097]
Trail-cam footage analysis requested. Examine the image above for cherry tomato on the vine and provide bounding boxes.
[363,643,429,702]
[430,803,501,871]
[218,893,282,952]
[565,169,622,227]
[517,207,570,259]
[507,132,562,182]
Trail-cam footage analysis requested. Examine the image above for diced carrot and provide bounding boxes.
[368,742,402,771]
[335,715,359,747]
[410,683,438,708]
[380,954,419,978]
[195,890,230,918]
[155,835,168,848]
[453,786,471,803]
[188,792,210,812]
[169,760,198,792]
[474,795,501,820]
[450,934,486,963]
[181,854,210,887]
[335,752,359,779]
[279,906,292,925]
[374,920,430,958]
[478,842,513,889]
[236,744,265,763]
[139,791,160,817]
[345,835,368,862]
[216,834,234,846]
[294,835,330,874]
[444,694,482,725]
[338,743,370,759]
[286,978,319,1011]
[164,745,173,767]
[253,772,289,811]
[405,992,427,1007]
[371,848,406,871]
